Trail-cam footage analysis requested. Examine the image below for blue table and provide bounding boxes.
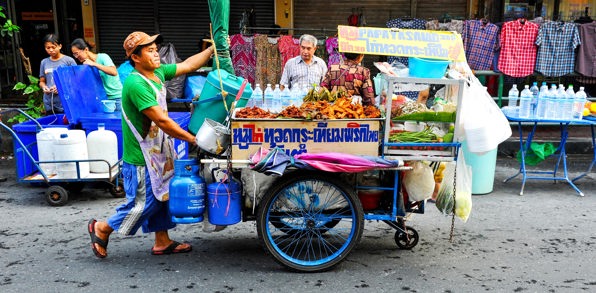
[504,115,594,196]
[572,115,596,183]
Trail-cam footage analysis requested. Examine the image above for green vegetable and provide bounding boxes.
[443,133,454,143]
[389,128,437,143]
[393,111,456,122]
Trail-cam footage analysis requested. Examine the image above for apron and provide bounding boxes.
[121,72,177,201]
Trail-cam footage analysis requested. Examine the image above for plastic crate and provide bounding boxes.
[11,114,72,178]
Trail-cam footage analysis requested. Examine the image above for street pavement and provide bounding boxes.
[0,153,595,292]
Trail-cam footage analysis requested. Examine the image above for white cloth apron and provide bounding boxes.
[121,72,177,201]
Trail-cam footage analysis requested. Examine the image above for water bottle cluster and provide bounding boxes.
[247,83,309,113]
[508,82,587,120]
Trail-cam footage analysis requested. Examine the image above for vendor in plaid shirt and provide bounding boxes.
[320,52,375,106]
[280,34,327,90]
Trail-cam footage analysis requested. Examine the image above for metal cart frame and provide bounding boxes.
[1,109,124,206]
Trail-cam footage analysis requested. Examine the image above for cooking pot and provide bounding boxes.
[195,118,230,155]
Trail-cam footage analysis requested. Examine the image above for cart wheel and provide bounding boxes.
[256,171,364,272]
[109,181,125,198]
[394,226,419,249]
[46,185,69,206]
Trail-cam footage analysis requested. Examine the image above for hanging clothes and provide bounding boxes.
[326,37,344,67]
[254,34,282,86]
[462,20,499,71]
[230,34,257,85]
[576,21,596,77]
[497,19,539,77]
[535,21,581,77]
[278,35,300,67]
[386,18,426,66]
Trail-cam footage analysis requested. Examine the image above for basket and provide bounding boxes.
[408,57,450,78]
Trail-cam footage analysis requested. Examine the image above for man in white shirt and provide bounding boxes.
[280,34,327,90]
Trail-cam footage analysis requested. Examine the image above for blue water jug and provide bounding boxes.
[207,176,242,226]
[169,159,205,224]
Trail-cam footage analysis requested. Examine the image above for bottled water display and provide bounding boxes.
[280,85,292,108]
[263,84,274,112]
[555,84,567,120]
[529,82,539,117]
[573,87,587,120]
[508,84,519,108]
[536,84,549,119]
[545,84,557,119]
[565,85,575,120]
[519,85,533,118]
[248,83,263,108]
[272,84,282,113]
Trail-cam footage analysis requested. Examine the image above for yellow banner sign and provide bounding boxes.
[337,25,466,62]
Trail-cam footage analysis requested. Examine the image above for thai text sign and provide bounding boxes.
[231,119,381,160]
[337,25,466,62]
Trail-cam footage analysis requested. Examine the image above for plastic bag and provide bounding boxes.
[403,161,435,202]
[516,142,556,166]
[454,150,472,222]
[435,150,473,222]
[159,43,186,100]
[456,72,511,153]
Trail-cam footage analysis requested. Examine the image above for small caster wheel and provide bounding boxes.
[395,226,419,249]
[46,185,69,206]
[109,181,125,198]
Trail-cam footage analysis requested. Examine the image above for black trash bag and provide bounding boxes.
[159,43,186,100]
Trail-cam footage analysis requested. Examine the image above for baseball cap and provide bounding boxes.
[123,31,163,58]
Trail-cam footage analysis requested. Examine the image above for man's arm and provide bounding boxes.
[142,106,196,145]
[175,46,215,77]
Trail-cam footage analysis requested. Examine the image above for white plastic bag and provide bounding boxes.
[403,161,435,202]
[455,70,511,153]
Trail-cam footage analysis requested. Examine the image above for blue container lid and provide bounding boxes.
[53,65,108,125]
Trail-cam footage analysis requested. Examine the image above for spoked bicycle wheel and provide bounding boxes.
[256,171,364,272]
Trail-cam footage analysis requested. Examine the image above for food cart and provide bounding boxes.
[188,72,464,272]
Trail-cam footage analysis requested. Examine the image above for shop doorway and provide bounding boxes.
[16,0,82,78]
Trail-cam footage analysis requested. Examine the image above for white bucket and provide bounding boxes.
[36,128,68,175]
[54,130,90,179]
[87,124,118,173]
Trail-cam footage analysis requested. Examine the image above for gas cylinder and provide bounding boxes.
[169,159,205,224]
[87,123,118,173]
[207,178,241,225]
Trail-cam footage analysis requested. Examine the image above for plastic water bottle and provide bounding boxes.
[280,85,292,108]
[536,84,549,119]
[263,84,274,112]
[555,84,567,120]
[508,84,519,108]
[272,84,282,113]
[290,85,301,106]
[574,87,587,120]
[519,85,533,118]
[540,82,548,92]
[529,82,539,117]
[248,83,263,108]
[545,84,558,119]
[565,85,576,120]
